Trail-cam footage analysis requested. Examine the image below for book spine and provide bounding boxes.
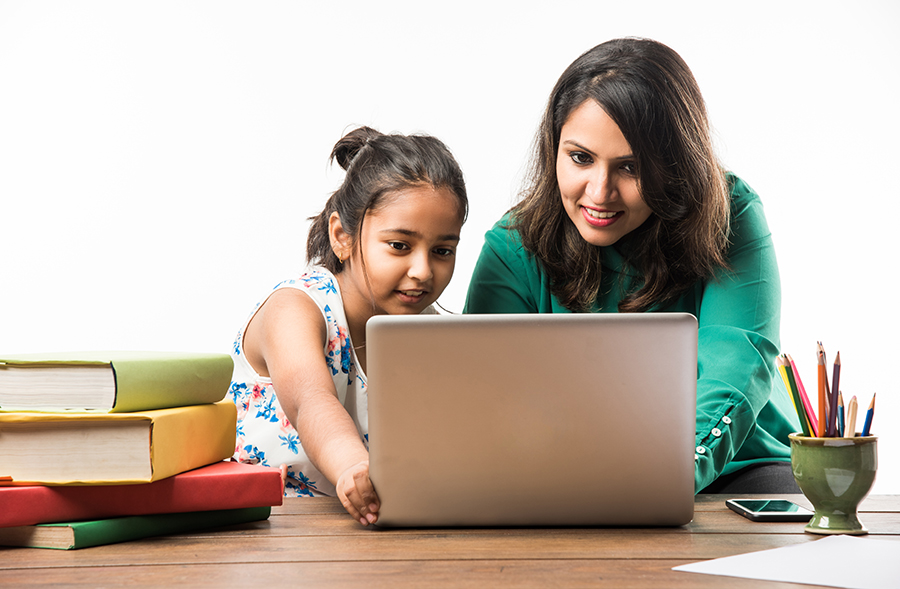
[0,463,283,528]
[53,507,271,549]
[0,401,237,485]
[149,401,238,482]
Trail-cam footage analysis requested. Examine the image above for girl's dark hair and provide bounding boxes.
[307,126,468,273]
[512,37,731,312]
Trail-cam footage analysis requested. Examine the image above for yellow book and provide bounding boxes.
[0,401,236,485]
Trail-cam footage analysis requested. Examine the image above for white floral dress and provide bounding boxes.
[228,267,366,497]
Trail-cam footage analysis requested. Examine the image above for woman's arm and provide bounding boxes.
[692,176,797,491]
[243,288,379,525]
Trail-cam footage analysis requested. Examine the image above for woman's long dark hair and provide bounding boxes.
[512,38,730,312]
[306,126,468,273]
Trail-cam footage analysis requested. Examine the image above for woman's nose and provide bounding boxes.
[585,168,614,202]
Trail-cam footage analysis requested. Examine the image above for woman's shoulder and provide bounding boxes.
[486,211,516,232]
[723,172,772,252]
[483,211,527,250]
[485,210,555,281]
[725,172,764,212]
[478,211,547,274]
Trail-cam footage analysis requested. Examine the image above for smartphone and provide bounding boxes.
[725,499,813,522]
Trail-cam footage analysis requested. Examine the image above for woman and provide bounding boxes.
[464,38,800,493]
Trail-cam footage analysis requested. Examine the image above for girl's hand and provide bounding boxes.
[336,460,380,526]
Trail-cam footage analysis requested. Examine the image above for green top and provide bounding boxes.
[463,174,800,492]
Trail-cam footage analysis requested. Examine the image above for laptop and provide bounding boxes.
[366,312,697,527]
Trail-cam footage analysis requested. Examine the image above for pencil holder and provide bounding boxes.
[789,434,877,535]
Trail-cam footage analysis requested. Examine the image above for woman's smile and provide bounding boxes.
[581,206,622,227]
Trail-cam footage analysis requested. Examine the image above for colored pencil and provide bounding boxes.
[787,354,818,437]
[861,393,876,437]
[844,395,858,438]
[838,392,845,438]
[827,352,842,437]
[817,343,828,437]
[783,357,813,436]
[776,357,795,410]
[776,357,802,433]
[779,357,811,437]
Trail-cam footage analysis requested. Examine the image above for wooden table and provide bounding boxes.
[2,495,898,588]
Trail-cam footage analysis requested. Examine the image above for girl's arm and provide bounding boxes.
[243,288,379,525]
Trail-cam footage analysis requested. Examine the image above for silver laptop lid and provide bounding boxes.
[367,312,697,527]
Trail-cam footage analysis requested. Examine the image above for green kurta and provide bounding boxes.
[463,174,800,492]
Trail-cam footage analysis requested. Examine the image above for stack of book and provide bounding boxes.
[0,351,284,549]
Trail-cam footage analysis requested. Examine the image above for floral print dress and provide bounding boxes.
[228,267,367,497]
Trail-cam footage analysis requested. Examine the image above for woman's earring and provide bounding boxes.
[337,252,344,264]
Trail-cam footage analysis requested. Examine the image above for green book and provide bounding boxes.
[0,351,233,412]
[0,506,271,550]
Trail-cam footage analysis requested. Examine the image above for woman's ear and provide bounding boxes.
[328,211,352,264]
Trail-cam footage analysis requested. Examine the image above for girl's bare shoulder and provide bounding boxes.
[244,288,328,378]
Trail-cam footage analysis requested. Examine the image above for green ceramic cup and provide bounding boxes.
[789,433,878,535]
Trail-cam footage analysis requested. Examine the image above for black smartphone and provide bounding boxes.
[725,499,813,522]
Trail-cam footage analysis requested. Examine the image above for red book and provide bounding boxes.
[0,461,283,528]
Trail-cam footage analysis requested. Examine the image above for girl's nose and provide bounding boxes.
[408,251,433,282]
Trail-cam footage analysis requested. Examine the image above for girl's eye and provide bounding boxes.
[621,162,637,175]
[433,247,455,257]
[570,151,592,165]
[388,242,409,251]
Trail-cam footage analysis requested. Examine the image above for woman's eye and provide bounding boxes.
[621,161,637,175]
[570,151,592,165]
[388,242,409,251]
[434,247,455,257]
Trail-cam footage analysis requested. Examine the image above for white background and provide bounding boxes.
[2,1,897,493]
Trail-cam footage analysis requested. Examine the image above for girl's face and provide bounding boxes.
[556,99,652,247]
[337,185,462,320]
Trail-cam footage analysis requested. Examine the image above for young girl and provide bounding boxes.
[229,126,468,525]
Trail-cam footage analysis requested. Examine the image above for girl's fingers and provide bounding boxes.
[337,462,379,525]
[338,493,364,523]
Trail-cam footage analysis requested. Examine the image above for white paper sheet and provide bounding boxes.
[673,535,900,589]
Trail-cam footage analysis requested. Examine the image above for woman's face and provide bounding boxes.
[556,100,652,247]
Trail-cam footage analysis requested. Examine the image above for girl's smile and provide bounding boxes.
[396,289,427,303]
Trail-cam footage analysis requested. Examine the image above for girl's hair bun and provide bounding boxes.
[307,125,468,275]
[330,126,383,171]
